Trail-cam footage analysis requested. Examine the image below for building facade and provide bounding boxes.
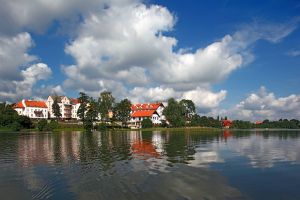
[14,100,48,119]
[129,102,165,128]
[46,96,80,119]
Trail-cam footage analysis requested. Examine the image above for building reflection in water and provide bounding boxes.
[12,130,300,200]
[18,132,81,167]
[16,130,300,171]
[18,134,55,167]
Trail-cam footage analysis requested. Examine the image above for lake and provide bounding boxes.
[0,130,300,199]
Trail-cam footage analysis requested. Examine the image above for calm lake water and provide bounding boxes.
[0,130,300,200]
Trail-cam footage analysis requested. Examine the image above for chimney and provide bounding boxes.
[22,99,26,108]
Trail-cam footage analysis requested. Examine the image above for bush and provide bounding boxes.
[49,120,59,130]
[142,118,153,128]
[11,121,22,131]
[37,119,50,131]
[97,123,108,131]
[18,116,33,129]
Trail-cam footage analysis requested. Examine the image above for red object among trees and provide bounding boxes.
[222,120,233,128]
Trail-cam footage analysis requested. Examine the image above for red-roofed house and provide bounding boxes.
[129,102,165,128]
[13,99,48,119]
[222,120,233,129]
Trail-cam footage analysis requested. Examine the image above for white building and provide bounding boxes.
[129,102,165,128]
[14,99,48,119]
[46,96,80,119]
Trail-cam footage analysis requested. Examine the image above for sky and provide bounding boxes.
[0,0,300,121]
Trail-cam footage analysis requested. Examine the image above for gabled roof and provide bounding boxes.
[131,110,158,117]
[25,100,48,108]
[49,95,64,103]
[13,101,24,109]
[131,102,163,111]
[49,96,79,105]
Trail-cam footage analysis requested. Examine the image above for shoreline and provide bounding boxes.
[2,126,300,133]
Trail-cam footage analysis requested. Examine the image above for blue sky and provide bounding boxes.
[0,0,299,120]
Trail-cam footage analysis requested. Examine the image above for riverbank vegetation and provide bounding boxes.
[2,93,300,132]
[0,103,33,131]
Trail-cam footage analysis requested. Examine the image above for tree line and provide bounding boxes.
[162,98,222,128]
[2,93,300,132]
[232,119,300,129]
[75,91,132,132]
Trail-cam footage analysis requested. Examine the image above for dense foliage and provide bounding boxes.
[231,120,253,129]
[179,99,196,121]
[163,98,185,127]
[113,98,131,127]
[37,119,49,131]
[0,103,33,131]
[77,92,89,121]
[229,119,300,129]
[84,98,98,132]
[255,119,300,129]
[76,92,133,131]
[190,114,222,128]
[141,118,153,128]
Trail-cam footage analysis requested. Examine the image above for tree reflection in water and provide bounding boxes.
[1,130,300,199]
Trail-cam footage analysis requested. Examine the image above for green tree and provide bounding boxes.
[77,92,89,121]
[190,114,201,126]
[163,98,185,127]
[84,98,99,132]
[114,98,131,127]
[52,97,61,120]
[142,118,153,128]
[98,91,115,122]
[179,99,196,120]
[0,103,19,127]
[0,103,34,131]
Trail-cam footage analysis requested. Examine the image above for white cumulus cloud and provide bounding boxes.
[0,0,139,35]
[0,32,54,102]
[182,88,227,111]
[0,0,298,113]
[227,87,300,120]
[60,0,297,113]
[0,63,52,102]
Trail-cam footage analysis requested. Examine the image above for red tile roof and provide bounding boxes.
[222,120,233,127]
[70,98,80,104]
[13,101,24,109]
[25,100,48,108]
[131,103,163,111]
[131,110,157,117]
